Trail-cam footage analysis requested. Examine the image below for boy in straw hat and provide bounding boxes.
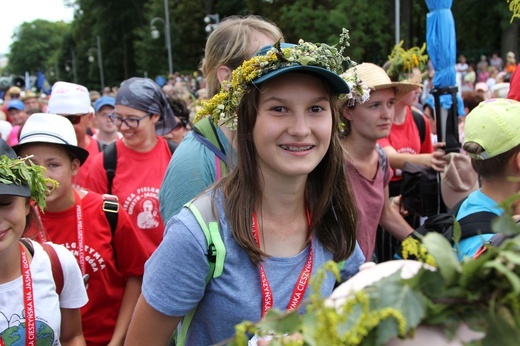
[340,62,417,261]
[455,98,520,260]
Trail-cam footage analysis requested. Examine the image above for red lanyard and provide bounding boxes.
[20,243,36,346]
[73,191,86,275]
[252,210,313,317]
[36,191,86,275]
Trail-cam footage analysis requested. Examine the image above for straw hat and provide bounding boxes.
[344,63,419,103]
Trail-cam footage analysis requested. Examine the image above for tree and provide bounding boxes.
[7,20,70,77]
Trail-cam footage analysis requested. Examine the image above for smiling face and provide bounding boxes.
[344,88,396,141]
[0,195,29,256]
[252,73,333,180]
[112,104,159,151]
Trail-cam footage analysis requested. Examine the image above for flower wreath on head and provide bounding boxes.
[339,68,371,107]
[386,41,429,83]
[194,29,366,130]
[0,155,58,211]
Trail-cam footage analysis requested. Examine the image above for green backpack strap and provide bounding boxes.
[193,117,228,178]
[176,194,226,346]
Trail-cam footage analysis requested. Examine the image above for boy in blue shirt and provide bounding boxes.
[456,98,520,260]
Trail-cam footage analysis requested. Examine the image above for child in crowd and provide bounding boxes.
[126,37,365,345]
[340,63,416,261]
[14,113,148,346]
[0,139,88,345]
[455,98,520,259]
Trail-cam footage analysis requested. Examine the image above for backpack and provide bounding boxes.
[191,117,228,181]
[400,161,441,216]
[397,197,497,257]
[173,194,226,346]
[19,238,64,295]
[411,108,426,145]
[102,140,178,195]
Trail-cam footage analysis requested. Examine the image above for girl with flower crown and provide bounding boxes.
[340,63,416,261]
[126,38,365,345]
[0,139,88,345]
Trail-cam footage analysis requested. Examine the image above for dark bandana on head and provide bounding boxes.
[115,77,177,135]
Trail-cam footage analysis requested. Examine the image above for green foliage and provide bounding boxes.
[0,155,58,211]
[229,203,520,345]
[7,20,70,76]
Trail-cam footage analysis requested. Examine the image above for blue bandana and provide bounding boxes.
[115,77,177,135]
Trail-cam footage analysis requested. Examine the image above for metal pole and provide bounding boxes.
[395,0,400,45]
[164,0,173,75]
[97,35,105,89]
[71,48,78,84]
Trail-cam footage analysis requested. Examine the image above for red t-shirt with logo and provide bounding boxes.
[377,107,434,182]
[74,135,101,189]
[36,191,148,346]
[86,136,173,256]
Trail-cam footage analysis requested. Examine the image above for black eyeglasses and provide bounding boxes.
[108,113,152,129]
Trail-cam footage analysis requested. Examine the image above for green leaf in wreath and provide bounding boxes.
[423,233,462,285]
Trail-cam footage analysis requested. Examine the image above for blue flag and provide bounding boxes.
[36,70,52,94]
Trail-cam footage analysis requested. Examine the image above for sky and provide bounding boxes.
[0,0,74,55]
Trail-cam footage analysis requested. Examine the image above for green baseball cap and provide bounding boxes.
[464,98,520,160]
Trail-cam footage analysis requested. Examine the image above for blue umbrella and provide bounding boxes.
[425,0,464,150]
[426,0,456,90]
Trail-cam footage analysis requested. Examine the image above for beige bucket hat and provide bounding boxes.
[341,63,419,105]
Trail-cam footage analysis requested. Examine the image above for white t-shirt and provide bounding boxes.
[0,240,88,345]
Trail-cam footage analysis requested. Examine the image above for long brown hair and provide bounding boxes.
[215,78,358,264]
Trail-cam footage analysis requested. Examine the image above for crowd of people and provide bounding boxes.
[0,14,519,345]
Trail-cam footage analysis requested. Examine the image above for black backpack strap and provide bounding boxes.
[448,197,496,239]
[103,142,117,195]
[166,140,178,155]
[102,194,119,235]
[457,211,496,239]
[411,109,426,144]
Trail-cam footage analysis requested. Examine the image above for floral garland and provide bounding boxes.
[386,41,429,82]
[194,29,360,130]
[339,68,371,106]
[0,154,58,211]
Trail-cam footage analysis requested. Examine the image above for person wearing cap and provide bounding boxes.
[86,77,179,256]
[46,81,101,189]
[158,15,284,223]
[126,35,364,345]
[6,99,29,146]
[340,63,416,261]
[22,91,42,112]
[0,138,88,345]
[14,113,148,346]
[92,95,121,149]
[454,98,520,260]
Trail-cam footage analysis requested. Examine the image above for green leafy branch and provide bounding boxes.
[0,154,58,211]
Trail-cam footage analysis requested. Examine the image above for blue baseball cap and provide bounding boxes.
[252,43,350,94]
[7,99,25,111]
[94,96,115,113]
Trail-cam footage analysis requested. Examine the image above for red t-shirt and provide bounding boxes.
[74,135,100,189]
[377,107,434,182]
[85,136,173,255]
[36,191,148,346]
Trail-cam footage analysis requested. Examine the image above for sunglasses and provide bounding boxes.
[63,115,84,125]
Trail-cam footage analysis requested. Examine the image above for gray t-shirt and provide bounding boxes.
[143,190,365,345]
